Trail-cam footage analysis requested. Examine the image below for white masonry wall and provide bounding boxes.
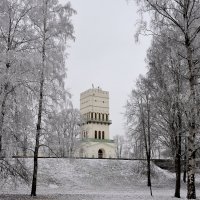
[77,87,116,158]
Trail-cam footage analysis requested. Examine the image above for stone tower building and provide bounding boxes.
[78,87,116,158]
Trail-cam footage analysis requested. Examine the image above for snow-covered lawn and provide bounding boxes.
[0,158,200,199]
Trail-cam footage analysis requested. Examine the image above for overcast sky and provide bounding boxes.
[63,0,151,138]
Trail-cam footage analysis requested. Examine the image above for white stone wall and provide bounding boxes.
[81,123,110,139]
[80,88,109,114]
[78,142,116,158]
[78,87,116,158]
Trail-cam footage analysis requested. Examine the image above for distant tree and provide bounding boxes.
[125,76,154,196]
[46,107,82,158]
[114,135,125,159]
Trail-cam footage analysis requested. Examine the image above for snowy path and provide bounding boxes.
[0,186,198,200]
[0,191,196,200]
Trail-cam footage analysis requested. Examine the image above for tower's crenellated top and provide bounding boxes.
[80,87,109,115]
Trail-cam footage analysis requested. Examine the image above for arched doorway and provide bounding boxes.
[98,149,105,159]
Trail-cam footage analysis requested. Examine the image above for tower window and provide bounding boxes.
[95,131,97,139]
[102,131,105,139]
[95,113,97,119]
[98,131,101,139]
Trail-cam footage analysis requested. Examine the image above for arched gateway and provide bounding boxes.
[98,149,104,158]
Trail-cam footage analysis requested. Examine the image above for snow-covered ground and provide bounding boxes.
[0,158,200,200]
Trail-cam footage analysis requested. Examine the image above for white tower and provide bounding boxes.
[78,87,116,158]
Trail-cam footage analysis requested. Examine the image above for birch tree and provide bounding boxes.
[0,0,34,156]
[146,34,187,198]
[29,0,75,196]
[114,135,125,159]
[46,107,82,158]
[126,76,155,196]
[0,0,40,186]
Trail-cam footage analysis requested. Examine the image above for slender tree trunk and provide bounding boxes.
[0,106,5,155]
[174,129,181,198]
[23,135,28,157]
[0,92,8,156]
[186,41,196,200]
[174,71,182,198]
[147,101,152,196]
[0,135,2,155]
[147,154,152,196]
[183,137,187,183]
[140,97,152,196]
[31,69,45,196]
[31,1,47,195]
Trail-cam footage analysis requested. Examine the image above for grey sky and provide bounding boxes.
[64,0,151,138]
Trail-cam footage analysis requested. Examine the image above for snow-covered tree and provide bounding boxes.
[125,76,156,196]
[46,107,82,158]
[0,0,35,157]
[0,0,36,185]
[28,0,75,196]
[114,135,125,159]
[134,0,200,198]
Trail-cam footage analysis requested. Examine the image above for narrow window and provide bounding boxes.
[102,131,105,139]
[99,113,101,120]
[95,113,97,119]
[98,131,101,139]
[95,131,97,139]
[102,114,104,121]
[91,112,93,119]
[106,114,108,121]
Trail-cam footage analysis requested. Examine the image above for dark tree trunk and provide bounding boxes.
[0,94,8,156]
[147,104,152,196]
[31,71,44,196]
[30,0,47,196]
[183,137,187,183]
[31,143,39,196]
[174,76,182,198]
[0,135,2,155]
[174,133,181,198]
[147,154,152,196]
[186,41,196,200]
[140,97,153,196]
[183,159,187,183]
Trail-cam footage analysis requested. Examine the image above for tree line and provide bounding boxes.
[125,0,200,199]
